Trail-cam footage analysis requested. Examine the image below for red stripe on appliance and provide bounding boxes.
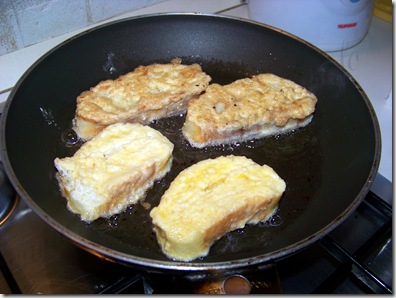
[338,22,358,29]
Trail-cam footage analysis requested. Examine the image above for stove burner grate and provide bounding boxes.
[315,192,392,294]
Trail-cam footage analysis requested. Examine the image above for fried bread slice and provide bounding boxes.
[182,73,317,148]
[73,59,211,140]
[150,155,286,261]
[54,123,174,222]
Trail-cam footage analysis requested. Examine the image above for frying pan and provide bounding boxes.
[0,13,380,272]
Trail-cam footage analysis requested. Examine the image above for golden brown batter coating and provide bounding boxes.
[55,123,174,222]
[182,73,317,148]
[150,155,286,261]
[73,59,211,140]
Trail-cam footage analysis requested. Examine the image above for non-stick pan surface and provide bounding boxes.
[0,14,380,271]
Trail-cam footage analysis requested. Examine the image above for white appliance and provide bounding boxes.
[248,0,375,51]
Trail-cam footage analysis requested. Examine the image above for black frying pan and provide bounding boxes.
[0,13,380,272]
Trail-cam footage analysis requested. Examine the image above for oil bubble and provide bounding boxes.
[260,214,283,227]
[61,129,80,147]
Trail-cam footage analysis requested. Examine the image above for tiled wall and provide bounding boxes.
[0,0,166,55]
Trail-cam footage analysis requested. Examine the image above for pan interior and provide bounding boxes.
[2,14,378,268]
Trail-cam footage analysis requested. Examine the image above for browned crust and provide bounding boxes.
[73,59,211,140]
[182,73,317,148]
[202,195,280,246]
[149,155,286,261]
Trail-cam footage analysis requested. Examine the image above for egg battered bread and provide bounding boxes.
[54,123,174,222]
[73,59,211,140]
[182,73,317,148]
[150,155,286,261]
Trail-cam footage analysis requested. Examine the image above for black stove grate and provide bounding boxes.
[314,192,392,294]
[316,230,392,294]
[0,250,21,294]
[277,190,392,294]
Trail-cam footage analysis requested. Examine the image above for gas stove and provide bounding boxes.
[0,1,392,294]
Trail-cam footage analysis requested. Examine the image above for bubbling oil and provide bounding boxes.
[259,213,284,228]
[61,129,80,147]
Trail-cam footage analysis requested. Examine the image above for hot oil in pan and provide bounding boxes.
[53,60,322,261]
[72,114,321,259]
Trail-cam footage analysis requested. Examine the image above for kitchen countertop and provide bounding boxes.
[0,0,392,184]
